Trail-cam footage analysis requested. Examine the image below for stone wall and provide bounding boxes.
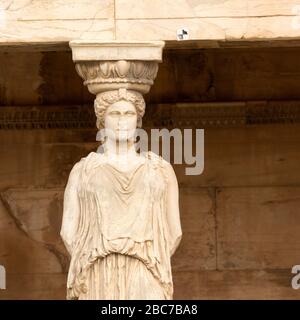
[1,1,300,46]
[1,124,300,299]
[0,47,300,299]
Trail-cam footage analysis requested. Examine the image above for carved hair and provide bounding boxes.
[94,88,146,130]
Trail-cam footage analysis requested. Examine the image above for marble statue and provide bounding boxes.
[60,88,182,300]
[60,40,181,300]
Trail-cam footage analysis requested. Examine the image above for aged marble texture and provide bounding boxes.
[2,1,300,46]
[2,43,300,300]
[61,150,182,299]
[60,40,182,300]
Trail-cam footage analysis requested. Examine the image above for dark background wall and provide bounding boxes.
[0,47,300,299]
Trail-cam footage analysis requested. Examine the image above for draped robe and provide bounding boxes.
[60,151,182,300]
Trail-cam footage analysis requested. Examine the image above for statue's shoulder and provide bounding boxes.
[143,151,171,167]
[70,151,99,175]
[68,152,103,186]
[143,151,174,183]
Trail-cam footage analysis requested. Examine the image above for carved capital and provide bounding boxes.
[74,60,159,95]
[69,41,165,95]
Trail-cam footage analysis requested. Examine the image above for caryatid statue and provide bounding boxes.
[60,41,182,300]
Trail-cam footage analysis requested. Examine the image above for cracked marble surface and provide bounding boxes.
[0,188,69,274]
[0,1,300,45]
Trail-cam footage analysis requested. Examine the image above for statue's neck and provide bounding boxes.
[102,139,137,159]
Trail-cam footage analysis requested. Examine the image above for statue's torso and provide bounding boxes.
[66,151,175,300]
[77,151,168,243]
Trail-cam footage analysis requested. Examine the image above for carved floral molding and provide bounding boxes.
[75,60,159,95]
[70,40,164,95]
[0,101,300,130]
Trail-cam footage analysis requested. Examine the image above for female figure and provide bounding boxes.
[60,88,182,300]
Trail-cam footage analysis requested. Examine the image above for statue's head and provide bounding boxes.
[94,88,145,143]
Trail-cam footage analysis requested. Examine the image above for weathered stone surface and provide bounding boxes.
[0,273,67,300]
[0,51,94,105]
[0,143,96,189]
[0,189,69,274]
[172,271,200,300]
[174,269,300,299]
[3,48,300,105]
[3,0,114,20]
[213,48,300,101]
[1,1,300,44]
[4,48,300,104]
[116,0,248,18]
[116,16,300,42]
[217,187,300,270]
[116,0,299,19]
[0,16,299,299]
[172,188,216,271]
[174,124,300,187]
[0,20,114,43]
[0,0,114,44]
[1,123,300,189]
[0,52,42,105]
[1,269,297,300]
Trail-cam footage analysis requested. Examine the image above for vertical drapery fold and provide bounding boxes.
[61,151,181,300]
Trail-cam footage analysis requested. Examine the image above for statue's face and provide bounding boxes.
[104,100,137,142]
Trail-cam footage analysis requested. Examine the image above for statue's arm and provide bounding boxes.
[60,160,83,255]
[165,162,182,257]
